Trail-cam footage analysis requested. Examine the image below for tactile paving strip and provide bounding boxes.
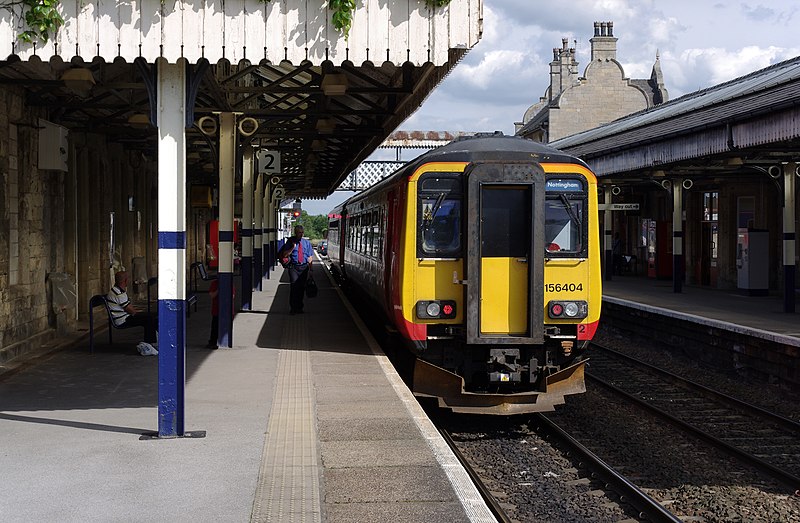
[251,315,321,523]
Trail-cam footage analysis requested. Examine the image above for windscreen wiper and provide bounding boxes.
[560,194,581,227]
[424,192,446,229]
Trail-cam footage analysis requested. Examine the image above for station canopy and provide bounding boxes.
[0,0,483,197]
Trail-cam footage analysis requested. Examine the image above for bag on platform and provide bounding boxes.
[277,240,294,268]
[305,275,318,298]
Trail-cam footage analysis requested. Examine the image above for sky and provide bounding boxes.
[302,0,800,215]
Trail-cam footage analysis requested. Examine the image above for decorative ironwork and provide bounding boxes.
[337,161,406,191]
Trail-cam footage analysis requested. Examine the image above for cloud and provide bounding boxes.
[669,45,800,94]
[740,3,775,21]
[399,0,800,134]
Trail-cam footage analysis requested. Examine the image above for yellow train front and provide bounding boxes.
[328,134,602,414]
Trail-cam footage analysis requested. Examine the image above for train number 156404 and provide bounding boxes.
[545,282,584,293]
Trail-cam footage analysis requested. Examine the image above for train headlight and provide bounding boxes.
[416,300,456,319]
[426,302,441,317]
[564,302,579,317]
[548,300,588,319]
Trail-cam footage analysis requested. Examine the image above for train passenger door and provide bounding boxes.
[465,162,545,345]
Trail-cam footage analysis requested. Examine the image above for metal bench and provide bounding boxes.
[88,294,147,354]
[145,275,197,316]
[190,262,216,312]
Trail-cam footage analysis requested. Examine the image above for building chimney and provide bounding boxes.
[590,20,617,61]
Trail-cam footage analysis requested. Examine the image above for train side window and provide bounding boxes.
[418,174,462,257]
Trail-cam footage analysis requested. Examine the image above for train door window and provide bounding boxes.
[365,212,373,255]
[417,174,463,257]
[354,214,360,252]
[376,208,384,258]
[544,178,587,256]
[361,213,368,254]
[371,210,379,257]
[481,187,528,257]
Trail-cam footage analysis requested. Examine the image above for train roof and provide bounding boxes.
[328,133,588,216]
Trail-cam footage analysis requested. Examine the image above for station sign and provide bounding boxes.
[257,150,281,175]
[598,203,640,211]
[272,186,285,203]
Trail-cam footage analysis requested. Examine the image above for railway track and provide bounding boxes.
[587,342,800,491]
[532,414,682,523]
[437,412,681,523]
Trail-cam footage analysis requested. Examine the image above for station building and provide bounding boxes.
[551,58,799,314]
[516,21,669,143]
[512,21,797,314]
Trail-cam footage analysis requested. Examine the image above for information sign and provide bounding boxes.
[257,150,281,174]
[598,203,640,211]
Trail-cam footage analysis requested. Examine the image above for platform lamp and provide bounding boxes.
[321,74,348,96]
[315,118,336,134]
[61,68,95,97]
[127,113,151,128]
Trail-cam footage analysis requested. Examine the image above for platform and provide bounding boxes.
[601,274,800,391]
[602,275,800,341]
[0,260,494,522]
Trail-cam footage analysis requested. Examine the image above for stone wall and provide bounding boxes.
[0,86,159,364]
[549,60,649,141]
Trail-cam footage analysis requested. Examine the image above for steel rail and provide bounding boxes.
[534,413,682,523]
[587,372,800,491]
[591,342,800,433]
[439,428,512,523]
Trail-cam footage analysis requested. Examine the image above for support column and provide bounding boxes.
[217,112,237,347]
[156,59,188,437]
[672,181,684,293]
[241,148,253,310]
[270,196,279,274]
[263,189,271,279]
[604,186,613,281]
[784,164,797,313]
[253,173,263,291]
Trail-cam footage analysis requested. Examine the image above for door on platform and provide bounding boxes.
[700,191,719,287]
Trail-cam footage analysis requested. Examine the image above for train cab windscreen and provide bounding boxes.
[418,175,462,257]
[545,178,586,255]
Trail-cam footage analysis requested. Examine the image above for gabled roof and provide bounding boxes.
[553,55,800,155]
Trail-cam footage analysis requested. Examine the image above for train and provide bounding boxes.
[327,133,602,414]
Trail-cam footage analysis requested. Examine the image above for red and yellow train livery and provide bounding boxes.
[327,134,602,414]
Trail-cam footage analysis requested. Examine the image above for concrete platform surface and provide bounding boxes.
[0,261,494,523]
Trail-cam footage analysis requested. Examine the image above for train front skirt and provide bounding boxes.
[412,358,587,415]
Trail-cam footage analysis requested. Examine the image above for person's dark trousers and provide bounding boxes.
[208,315,219,345]
[124,313,158,343]
[288,263,309,313]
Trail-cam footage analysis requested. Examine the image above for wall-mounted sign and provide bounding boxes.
[598,203,640,211]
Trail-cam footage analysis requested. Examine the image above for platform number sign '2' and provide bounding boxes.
[257,150,281,175]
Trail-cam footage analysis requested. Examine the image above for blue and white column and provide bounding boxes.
[156,58,188,437]
[263,188,271,279]
[241,148,253,310]
[253,173,263,291]
[217,112,237,347]
[672,181,684,293]
[784,163,796,312]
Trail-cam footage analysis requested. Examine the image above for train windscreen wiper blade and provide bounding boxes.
[424,192,446,229]
[560,194,581,227]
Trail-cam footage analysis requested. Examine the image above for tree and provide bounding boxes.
[296,211,329,239]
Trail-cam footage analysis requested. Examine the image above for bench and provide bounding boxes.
[145,276,197,317]
[88,294,148,354]
[190,262,216,313]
